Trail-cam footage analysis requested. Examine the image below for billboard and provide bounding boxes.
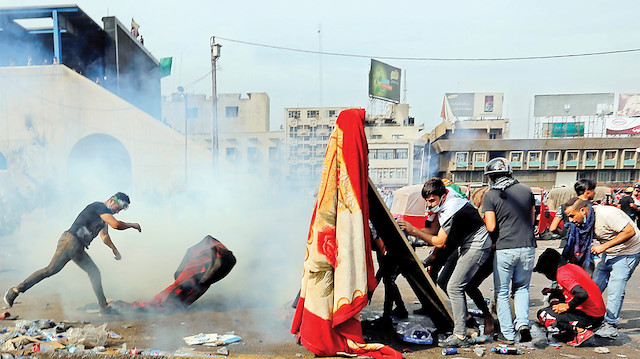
[533,93,614,117]
[617,94,640,117]
[441,93,503,121]
[369,59,401,103]
[606,117,640,135]
[542,122,585,137]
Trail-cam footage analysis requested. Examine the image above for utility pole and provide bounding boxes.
[210,37,222,176]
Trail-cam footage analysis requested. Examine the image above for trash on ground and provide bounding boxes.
[594,347,610,354]
[183,332,242,346]
[395,321,434,344]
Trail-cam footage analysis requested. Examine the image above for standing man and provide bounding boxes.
[617,187,638,221]
[574,179,596,202]
[399,178,491,348]
[4,193,141,315]
[564,197,640,338]
[482,158,536,344]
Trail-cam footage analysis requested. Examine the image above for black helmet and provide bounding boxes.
[634,182,640,189]
[484,157,512,176]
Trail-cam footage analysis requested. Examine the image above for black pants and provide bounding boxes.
[16,232,108,307]
[537,305,603,332]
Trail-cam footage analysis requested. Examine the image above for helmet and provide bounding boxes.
[634,182,640,189]
[484,157,512,176]
[625,187,634,193]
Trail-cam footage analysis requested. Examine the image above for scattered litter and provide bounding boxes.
[617,355,627,358]
[122,324,133,329]
[594,347,610,354]
[559,354,583,359]
[473,346,486,357]
[395,321,434,344]
[295,353,305,358]
[183,332,242,346]
[216,347,228,355]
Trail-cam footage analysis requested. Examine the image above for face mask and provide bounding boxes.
[427,196,444,213]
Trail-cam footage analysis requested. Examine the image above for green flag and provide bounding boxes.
[159,57,172,78]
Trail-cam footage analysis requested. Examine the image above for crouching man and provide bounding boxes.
[534,248,605,347]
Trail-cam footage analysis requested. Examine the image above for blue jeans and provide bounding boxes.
[493,247,535,340]
[592,252,640,325]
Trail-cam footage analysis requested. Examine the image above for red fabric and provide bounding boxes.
[557,263,606,318]
[114,236,234,311]
[291,108,400,358]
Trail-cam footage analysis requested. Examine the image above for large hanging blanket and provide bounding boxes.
[290,109,401,359]
[113,235,235,312]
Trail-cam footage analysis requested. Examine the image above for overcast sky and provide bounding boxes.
[3,0,640,137]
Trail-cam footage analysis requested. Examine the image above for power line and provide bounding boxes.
[184,69,212,89]
[216,36,640,61]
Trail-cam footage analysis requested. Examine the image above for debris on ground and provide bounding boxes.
[593,347,610,354]
[183,332,242,346]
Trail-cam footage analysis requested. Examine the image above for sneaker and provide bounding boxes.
[438,334,468,348]
[518,325,532,343]
[568,329,594,347]
[3,288,18,308]
[595,322,618,339]
[494,333,515,345]
[99,305,121,316]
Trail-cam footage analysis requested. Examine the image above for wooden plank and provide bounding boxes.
[367,178,454,332]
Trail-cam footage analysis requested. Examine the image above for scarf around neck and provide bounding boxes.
[562,205,595,272]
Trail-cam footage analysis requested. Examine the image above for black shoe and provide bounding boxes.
[438,334,468,348]
[494,333,515,345]
[413,307,428,315]
[390,307,408,319]
[3,288,18,308]
[518,325,532,342]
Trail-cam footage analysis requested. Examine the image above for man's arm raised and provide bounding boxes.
[100,213,142,232]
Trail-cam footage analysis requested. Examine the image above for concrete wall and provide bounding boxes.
[0,65,212,201]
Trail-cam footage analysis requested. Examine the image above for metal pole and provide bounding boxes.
[185,93,188,184]
[210,37,220,176]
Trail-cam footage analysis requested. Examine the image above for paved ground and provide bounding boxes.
[2,208,640,358]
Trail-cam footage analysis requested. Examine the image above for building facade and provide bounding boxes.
[285,104,424,189]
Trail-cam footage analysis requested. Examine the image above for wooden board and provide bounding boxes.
[367,178,454,332]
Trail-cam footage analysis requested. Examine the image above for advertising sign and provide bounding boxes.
[441,93,503,120]
[369,59,401,103]
[617,94,640,117]
[472,93,503,117]
[542,122,585,137]
[606,117,640,135]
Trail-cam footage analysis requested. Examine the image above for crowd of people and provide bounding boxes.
[389,157,640,348]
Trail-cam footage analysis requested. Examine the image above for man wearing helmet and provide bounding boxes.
[4,192,142,315]
[482,158,536,344]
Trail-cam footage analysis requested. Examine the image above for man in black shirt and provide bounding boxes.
[482,158,536,344]
[618,187,637,220]
[399,178,491,347]
[4,192,141,315]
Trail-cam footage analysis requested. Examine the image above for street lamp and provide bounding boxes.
[210,37,222,175]
[177,86,188,183]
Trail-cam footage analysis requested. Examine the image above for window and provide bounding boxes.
[456,152,469,167]
[396,149,408,159]
[225,147,237,161]
[225,106,239,117]
[371,134,382,139]
[307,110,319,118]
[603,150,617,166]
[615,170,631,182]
[565,151,579,167]
[392,134,404,139]
[546,151,560,168]
[584,151,598,166]
[288,110,301,118]
[247,147,260,162]
[327,110,337,117]
[473,152,487,167]
[528,151,542,168]
[489,129,502,140]
[623,150,637,166]
[509,151,523,167]
[598,170,612,183]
